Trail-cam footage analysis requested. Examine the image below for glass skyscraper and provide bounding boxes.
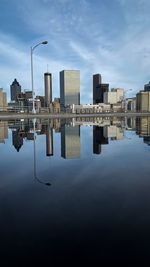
[60,70,80,110]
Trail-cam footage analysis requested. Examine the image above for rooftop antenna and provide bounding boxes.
[47,64,49,73]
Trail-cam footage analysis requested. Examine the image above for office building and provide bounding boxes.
[93,74,109,104]
[104,88,124,106]
[93,74,102,104]
[60,70,80,110]
[126,97,136,111]
[136,91,150,111]
[44,72,52,107]
[61,124,80,159]
[51,98,60,113]
[0,88,7,111]
[97,84,109,103]
[111,88,124,102]
[10,79,21,101]
[25,90,32,99]
[144,81,150,92]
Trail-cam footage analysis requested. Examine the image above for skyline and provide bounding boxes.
[1,0,150,103]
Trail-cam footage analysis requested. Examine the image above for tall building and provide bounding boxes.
[44,72,52,107]
[60,70,80,110]
[0,88,7,111]
[10,79,21,101]
[93,74,109,103]
[93,74,102,104]
[104,89,124,105]
[61,124,80,159]
[144,81,150,92]
[136,91,150,111]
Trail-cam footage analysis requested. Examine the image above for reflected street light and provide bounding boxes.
[124,89,133,112]
[31,41,48,114]
[33,118,51,186]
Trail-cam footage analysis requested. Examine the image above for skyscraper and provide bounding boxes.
[93,74,101,104]
[60,70,80,110]
[10,79,21,101]
[44,72,52,107]
[93,74,109,103]
[144,81,150,92]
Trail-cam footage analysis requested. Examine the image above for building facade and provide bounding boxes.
[44,72,52,107]
[104,88,124,105]
[136,91,150,111]
[60,70,80,110]
[144,82,150,92]
[10,79,21,101]
[93,74,102,104]
[0,88,7,111]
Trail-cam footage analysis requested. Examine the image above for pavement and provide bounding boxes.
[0,112,150,120]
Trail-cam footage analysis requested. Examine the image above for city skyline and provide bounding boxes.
[1,0,150,103]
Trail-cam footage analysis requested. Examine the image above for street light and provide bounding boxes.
[31,41,48,113]
[124,89,133,112]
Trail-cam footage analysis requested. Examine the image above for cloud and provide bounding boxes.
[1,0,150,103]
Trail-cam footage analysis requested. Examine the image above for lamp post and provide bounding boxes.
[31,41,48,113]
[124,89,132,112]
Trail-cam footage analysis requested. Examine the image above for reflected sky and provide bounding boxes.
[1,117,150,264]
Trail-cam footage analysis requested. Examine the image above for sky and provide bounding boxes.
[0,0,150,103]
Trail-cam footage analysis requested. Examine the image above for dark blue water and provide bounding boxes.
[0,117,150,265]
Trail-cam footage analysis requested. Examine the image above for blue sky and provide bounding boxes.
[0,0,150,103]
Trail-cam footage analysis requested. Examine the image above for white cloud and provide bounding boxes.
[1,0,150,103]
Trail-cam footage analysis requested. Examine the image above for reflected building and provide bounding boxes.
[46,125,53,156]
[136,117,150,146]
[12,130,23,152]
[143,136,150,146]
[93,126,108,154]
[103,125,123,140]
[0,122,8,143]
[126,117,136,130]
[136,117,150,137]
[61,125,80,159]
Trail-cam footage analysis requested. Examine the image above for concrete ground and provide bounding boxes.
[0,111,150,120]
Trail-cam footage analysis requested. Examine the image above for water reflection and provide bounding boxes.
[1,116,150,264]
[0,121,8,143]
[61,124,80,159]
[1,117,150,157]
